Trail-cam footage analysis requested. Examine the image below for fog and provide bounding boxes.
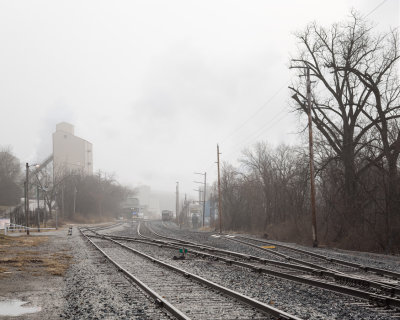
[0,0,398,198]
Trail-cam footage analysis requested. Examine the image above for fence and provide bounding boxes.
[3,223,57,235]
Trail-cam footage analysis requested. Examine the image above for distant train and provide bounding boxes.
[162,210,173,221]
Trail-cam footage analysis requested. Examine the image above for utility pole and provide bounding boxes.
[43,190,47,228]
[73,186,77,216]
[61,185,65,219]
[217,144,222,234]
[203,172,206,228]
[194,172,207,228]
[182,193,187,229]
[37,186,40,232]
[176,182,179,224]
[307,67,318,248]
[25,163,30,235]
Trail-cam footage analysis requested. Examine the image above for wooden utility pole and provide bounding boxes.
[61,185,65,219]
[25,163,30,235]
[73,186,77,216]
[306,67,318,248]
[37,186,40,232]
[176,182,179,223]
[203,172,206,228]
[217,144,222,234]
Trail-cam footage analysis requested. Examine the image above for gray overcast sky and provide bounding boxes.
[0,0,399,196]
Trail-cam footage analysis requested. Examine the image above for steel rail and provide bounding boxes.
[145,222,400,293]
[134,224,318,273]
[142,222,217,249]
[234,234,400,280]
[136,231,400,301]
[142,223,398,288]
[108,232,400,298]
[105,236,302,320]
[89,222,125,232]
[79,228,191,320]
[104,233,317,274]
[154,222,400,281]
[138,223,400,308]
[223,236,400,293]
[84,227,302,319]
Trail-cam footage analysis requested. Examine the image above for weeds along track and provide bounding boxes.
[81,227,301,320]
[124,221,400,311]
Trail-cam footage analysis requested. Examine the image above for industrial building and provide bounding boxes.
[52,122,93,175]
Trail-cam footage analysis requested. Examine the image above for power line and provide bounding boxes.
[219,83,287,144]
[203,0,391,183]
[203,104,291,175]
[204,109,289,175]
[222,110,290,161]
[231,108,288,148]
[364,0,388,17]
[202,81,288,174]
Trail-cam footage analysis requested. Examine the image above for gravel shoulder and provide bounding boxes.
[0,229,72,320]
[1,224,171,320]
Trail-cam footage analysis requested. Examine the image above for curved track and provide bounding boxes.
[133,221,400,309]
[81,226,301,320]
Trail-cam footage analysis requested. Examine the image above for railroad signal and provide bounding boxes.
[173,247,188,260]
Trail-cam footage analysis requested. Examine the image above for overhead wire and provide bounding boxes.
[215,0,392,165]
[203,0,392,182]
[219,83,287,144]
[204,107,291,177]
[364,0,388,17]
[200,81,288,174]
[222,110,290,162]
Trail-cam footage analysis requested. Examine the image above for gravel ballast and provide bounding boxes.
[60,228,171,320]
[95,221,400,320]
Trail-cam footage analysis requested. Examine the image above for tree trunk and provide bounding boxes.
[386,156,399,252]
[342,130,357,230]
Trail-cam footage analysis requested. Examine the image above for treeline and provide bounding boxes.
[0,147,133,223]
[53,171,133,222]
[0,147,22,206]
[215,13,400,252]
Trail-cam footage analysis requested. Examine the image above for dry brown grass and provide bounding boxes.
[63,215,115,224]
[0,234,48,249]
[0,235,72,278]
[43,252,72,276]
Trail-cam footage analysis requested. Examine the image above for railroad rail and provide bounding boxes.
[125,221,400,309]
[81,226,301,320]
[88,222,125,232]
[150,221,400,291]
[227,234,400,281]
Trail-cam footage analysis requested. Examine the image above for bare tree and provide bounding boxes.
[0,146,22,205]
[289,12,400,242]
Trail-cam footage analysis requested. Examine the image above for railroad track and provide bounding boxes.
[150,221,400,291]
[124,221,400,310]
[81,227,301,320]
[225,234,400,282]
[88,222,125,232]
